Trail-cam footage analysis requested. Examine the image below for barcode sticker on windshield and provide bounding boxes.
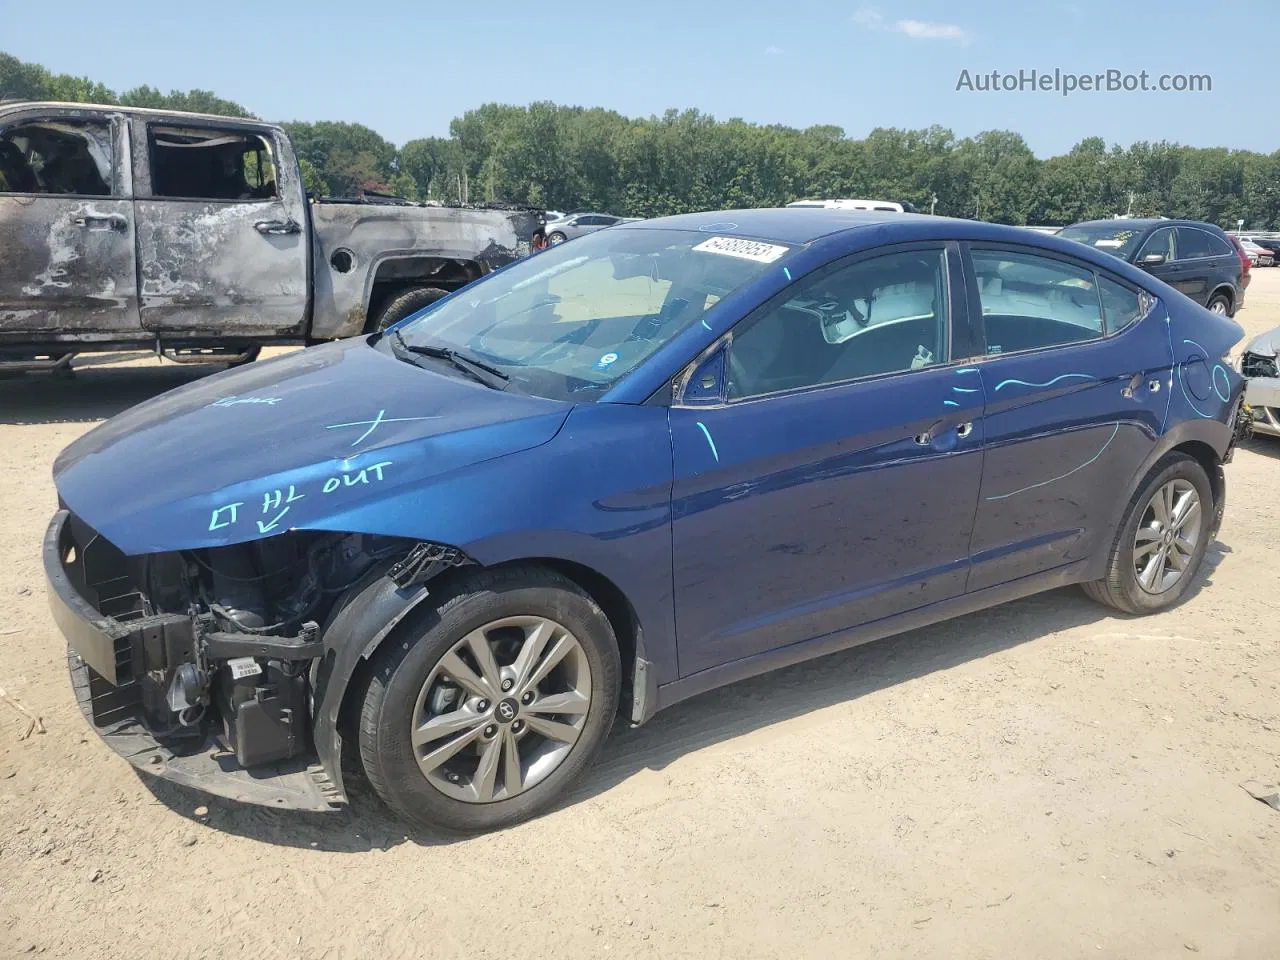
[692,236,790,263]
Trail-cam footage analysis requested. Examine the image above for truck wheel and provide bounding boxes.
[371,286,450,332]
[357,565,620,833]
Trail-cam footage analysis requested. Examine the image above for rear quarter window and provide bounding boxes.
[1097,275,1148,333]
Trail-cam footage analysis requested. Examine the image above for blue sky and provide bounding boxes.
[4,0,1274,156]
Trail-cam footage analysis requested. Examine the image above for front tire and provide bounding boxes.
[1082,453,1214,615]
[357,566,620,833]
[548,231,567,245]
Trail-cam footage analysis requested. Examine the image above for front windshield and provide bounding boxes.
[1058,223,1145,259]
[393,227,792,401]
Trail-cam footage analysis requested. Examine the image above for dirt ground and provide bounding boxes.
[1,274,1278,960]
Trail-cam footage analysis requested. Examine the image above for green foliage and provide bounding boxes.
[3,50,1279,227]
[296,157,329,197]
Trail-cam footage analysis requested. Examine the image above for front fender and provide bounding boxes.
[310,571,435,802]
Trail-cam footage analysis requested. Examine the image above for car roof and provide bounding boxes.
[623,208,909,244]
[618,208,1183,289]
[1067,218,1226,233]
[0,99,279,130]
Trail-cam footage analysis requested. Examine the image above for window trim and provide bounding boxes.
[141,120,282,204]
[672,240,963,408]
[0,114,122,200]
[961,241,1156,363]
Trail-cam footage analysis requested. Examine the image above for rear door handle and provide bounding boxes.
[74,214,127,232]
[254,219,301,235]
[915,421,974,445]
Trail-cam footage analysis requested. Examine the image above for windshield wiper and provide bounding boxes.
[391,331,510,389]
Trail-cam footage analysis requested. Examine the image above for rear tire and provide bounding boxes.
[1206,292,1231,316]
[1081,453,1214,615]
[370,286,450,333]
[357,566,620,833]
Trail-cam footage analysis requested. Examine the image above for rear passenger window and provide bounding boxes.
[1098,276,1145,332]
[728,249,948,399]
[149,126,278,201]
[1174,227,1215,260]
[971,250,1102,354]
[1204,232,1234,256]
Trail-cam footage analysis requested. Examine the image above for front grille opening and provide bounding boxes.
[1242,353,1278,379]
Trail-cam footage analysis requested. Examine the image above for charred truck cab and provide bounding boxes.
[0,101,544,370]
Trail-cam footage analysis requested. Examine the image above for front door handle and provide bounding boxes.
[254,219,301,235]
[74,214,127,232]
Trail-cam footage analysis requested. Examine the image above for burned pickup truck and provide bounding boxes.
[0,101,545,369]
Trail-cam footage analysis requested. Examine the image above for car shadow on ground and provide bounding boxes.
[137,546,1228,851]
[0,360,226,425]
[1241,436,1280,461]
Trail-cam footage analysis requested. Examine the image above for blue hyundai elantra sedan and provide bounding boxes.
[46,208,1247,832]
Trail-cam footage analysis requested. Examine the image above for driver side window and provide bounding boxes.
[727,249,949,400]
[1137,227,1176,263]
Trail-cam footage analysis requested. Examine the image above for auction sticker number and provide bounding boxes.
[693,236,790,263]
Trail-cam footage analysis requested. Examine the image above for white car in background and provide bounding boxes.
[1240,325,1280,437]
[786,198,914,213]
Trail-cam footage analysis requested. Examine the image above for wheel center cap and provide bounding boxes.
[495,698,519,724]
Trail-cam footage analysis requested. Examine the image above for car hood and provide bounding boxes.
[1244,325,1280,358]
[53,338,573,554]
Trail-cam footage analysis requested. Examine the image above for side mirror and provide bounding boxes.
[1139,252,1167,267]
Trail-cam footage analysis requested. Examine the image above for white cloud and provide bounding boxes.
[852,7,972,45]
[764,44,784,56]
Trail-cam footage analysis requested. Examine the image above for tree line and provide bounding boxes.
[4,51,1278,228]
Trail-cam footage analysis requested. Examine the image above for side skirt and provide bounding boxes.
[652,559,1090,716]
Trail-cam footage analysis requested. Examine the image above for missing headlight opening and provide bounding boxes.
[58,520,468,775]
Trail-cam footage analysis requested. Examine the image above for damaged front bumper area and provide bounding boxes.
[44,510,467,811]
[45,510,342,811]
[1242,352,1280,438]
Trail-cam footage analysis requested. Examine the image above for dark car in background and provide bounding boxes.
[1059,219,1245,315]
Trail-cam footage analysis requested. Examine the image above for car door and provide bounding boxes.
[668,243,986,676]
[962,244,1171,592]
[132,120,308,337]
[1170,226,1221,306]
[0,109,140,336]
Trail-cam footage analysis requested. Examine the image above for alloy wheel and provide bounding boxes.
[1133,478,1201,594]
[1208,300,1228,315]
[410,616,592,803]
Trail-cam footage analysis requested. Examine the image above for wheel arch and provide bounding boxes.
[362,254,482,332]
[320,551,655,800]
[1207,283,1236,314]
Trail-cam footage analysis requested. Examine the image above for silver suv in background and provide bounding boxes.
[546,212,628,244]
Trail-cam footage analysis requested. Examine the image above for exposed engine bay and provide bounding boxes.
[57,513,466,774]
